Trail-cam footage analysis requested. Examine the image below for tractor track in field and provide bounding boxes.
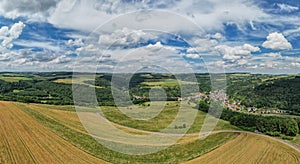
[0,126,15,163]
[14,103,106,164]
[2,100,300,164]
[8,108,39,163]
[18,102,300,151]
[0,101,107,164]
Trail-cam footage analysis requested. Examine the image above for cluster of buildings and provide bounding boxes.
[177,93,207,101]
[224,99,241,111]
[133,90,287,115]
[225,100,286,115]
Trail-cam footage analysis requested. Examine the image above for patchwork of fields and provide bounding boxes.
[1,100,300,163]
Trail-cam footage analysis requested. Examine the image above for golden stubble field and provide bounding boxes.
[1,100,300,163]
[0,101,107,164]
[186,132,300,164]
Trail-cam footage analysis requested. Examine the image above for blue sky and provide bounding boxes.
[0,0,299,74]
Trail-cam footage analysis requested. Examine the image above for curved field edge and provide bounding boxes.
[12,101,239,163]
[100,101,239,133]
[185,132,300,164]
[0,101,107,164]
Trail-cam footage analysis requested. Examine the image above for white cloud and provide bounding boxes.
[262,32,292,50]
[242,44,260,52]
[210,33,225,40]
[187,38,218,53]
[285,56,300,62]
[0,21,25,49]
[277,3,299,13]
[283,27,300,39]
[145,42,176,52]
[178,0,267,31]
[76,44,99,53]
[67,38,84,47]
[15,40,61,51]
[98,27,157,48]
[214,43,260,69]
[215,44,260,61]
[237,59,247,65]
[291,62,300,67]
[185,53,201,59]
[0,0,267,33]
[0,48,75,71]
[265,52,282,58]
[284,27,300,36]
[0,0,59,20]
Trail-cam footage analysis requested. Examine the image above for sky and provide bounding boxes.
[0,0,299,74]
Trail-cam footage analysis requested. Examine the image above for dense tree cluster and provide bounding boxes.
[198,100,299,136]
[1,72,300,137]
[227,75,300,114]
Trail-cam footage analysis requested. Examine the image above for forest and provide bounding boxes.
[198,100,299,136]
[1,72,300,137]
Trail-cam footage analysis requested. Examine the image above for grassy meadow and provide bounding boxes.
[1,100,300,163]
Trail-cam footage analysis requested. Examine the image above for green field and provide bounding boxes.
[53,75,104,88]
[1,72,300,163]
[142,79,197,88]
[0,74,32,82]
[101,101,239,133]
[12,101,239,163]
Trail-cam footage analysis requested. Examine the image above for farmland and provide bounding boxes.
[1,100,240,163]
[1,100,300,163]
[0,74,33,82]
[101,101,239,133]
[1,72,300,163]
[186,132,300,164]
[0,101,106,164]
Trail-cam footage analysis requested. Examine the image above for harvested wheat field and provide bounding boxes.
[186,132,300,164]
[0,101,107,164]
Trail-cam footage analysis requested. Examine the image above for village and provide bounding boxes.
[133,90,287,115]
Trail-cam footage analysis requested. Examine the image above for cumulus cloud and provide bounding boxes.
[34,0,268,32]
[0,21,25,49]
[262,32,292,50]
[265,52,282,58]
[291,62,300,67]
[92,0,178,14]
[0,0,59,19]
[187,38,218,53]
[215,44,259,61]
[76,44,99,53]
[237,59,248,65]
[214,43,260,68]
[48,0,188,32]
[67,38,84,47]
[145,42,176,52]
[185,53,201,59]
[209,33,225,40]
[98,28,157,48]
[176,0,267,31]
[0,0,270,41]
[0,48,74,71]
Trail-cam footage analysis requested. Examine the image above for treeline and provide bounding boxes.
[0,73,192,106]
[0,80,74,105]
[227,76,300,114]
[198,100,299,136]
